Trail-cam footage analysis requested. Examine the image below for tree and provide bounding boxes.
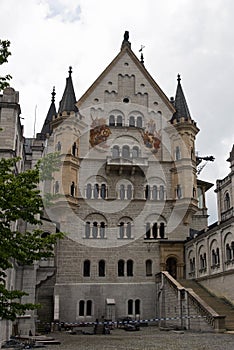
[0,39,12,91]
[0,156,63,320]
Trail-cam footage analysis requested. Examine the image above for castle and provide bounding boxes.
[0,32,233,341]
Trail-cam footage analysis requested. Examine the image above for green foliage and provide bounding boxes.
[36,152,61,182]
[0,39,12,91]
[0,285,40,321]
[0,156,64,320]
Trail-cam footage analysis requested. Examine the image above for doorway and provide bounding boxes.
[166,257,177,279]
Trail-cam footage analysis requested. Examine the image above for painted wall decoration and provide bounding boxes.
[89,116,112,148]
[141,119,161,153]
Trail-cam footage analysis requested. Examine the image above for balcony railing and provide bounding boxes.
[106,156,148,167]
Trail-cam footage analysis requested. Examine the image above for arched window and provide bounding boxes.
[120,184,125,200]
[211,249,216,266]
[145,185,150,200]
[117,115,123,126]
[216,248,220,264]
[128,299,133,315]
[109,115,115,126]
[146,222,151,239]
[100,222,105,238]
[175,146,181,160]
[70,181,75,196]
[224,192,231,210]
[85,222,91,238]
[190,257,195,272]
[159,223,165,238]
[176,185,182,199]
[129,116,135,127]
[126,222,131,238]
[226,244,231,261]
[136,116,142,128]
[146,259,152,276]
[83,260,90,277]
[112,145,120,158]
[153,223,157,239]
[191,147,194,159]
[127,259,133,276]
[99,260,105,277]
[79,300,85,316]
[152,185,157,200]
[159,185,164,200]
[122,145,130,159]
[119,222,124,239]
[118,260,125,276]
[204,253,207,268]
[232,242,234,255]
[100,184,106,199]
[72,142,77,156]
[55,181,59,194]
[135,299,140,315]
[86,184,92,199]
[86,300,92,316]
[127,184,132,200]
[193,187,196,198]
[200,255,203,269]
[94,184,99,199]
[132,146,139,158]
[92,222,98,238]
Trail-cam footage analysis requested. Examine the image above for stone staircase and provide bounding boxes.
[179,279,234,331]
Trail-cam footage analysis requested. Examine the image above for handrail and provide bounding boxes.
[157,271,226,332]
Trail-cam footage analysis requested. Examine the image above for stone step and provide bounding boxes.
[178,279,234,330]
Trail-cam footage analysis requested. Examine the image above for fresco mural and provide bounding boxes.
[141,119,161,153]
[89,116,112,148]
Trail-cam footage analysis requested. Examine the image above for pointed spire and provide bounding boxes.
[51,86,56,103]
[121,31,131,50]
[58,66,78,114]
[227,144,234,163]
[171,74,191,122]
[41,86,57,136]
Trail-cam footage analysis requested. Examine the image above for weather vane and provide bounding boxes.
[139,45,145,64]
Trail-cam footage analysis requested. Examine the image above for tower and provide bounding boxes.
[216,145,234,222]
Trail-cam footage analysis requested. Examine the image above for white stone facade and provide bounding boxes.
[39,37,204,325]
[185,146,234,303]
[1,34,233,340]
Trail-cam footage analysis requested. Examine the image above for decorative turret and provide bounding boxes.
[58,66,78,114]
[40,87,57,137]
[171,74,191,123]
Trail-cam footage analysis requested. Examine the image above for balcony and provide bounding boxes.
[106,156,148,174]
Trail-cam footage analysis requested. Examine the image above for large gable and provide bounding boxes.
[77,36,175,123]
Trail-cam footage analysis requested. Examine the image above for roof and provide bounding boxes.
[58,67,78,114]
[41,87,56,136]
[77,33,175,114]
[197,179,213,192]
[171,75,191,122]
[227,144,234,162]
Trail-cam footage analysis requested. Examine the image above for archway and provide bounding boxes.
[166,257,177,279]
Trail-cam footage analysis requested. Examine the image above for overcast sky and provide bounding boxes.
[1,0,234,223]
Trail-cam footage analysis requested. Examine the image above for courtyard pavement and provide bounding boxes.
[45,326,234,350]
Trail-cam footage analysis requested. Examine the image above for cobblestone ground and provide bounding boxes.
[46,327,234,350]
